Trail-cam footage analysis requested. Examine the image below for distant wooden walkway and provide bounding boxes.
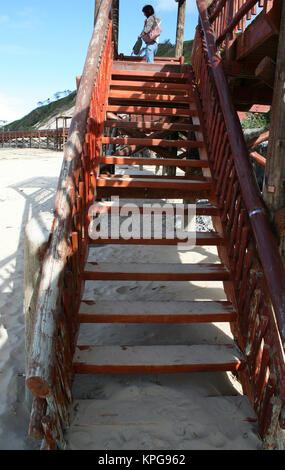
[0,128,69,151]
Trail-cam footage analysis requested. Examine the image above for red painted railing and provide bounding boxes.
[192,0,285,448]
[25,0,114,449]
[208,0,274,47]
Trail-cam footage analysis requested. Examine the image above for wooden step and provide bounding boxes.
[111,68,187,78]
[103,120,200,132]
[106,105,196,117]
[120,55,183,63]
[96,177,212,191]
[96,188,211,200]
[83,262,230,281]
[88,202,220,216]
[99,174,209,180]
[110,80,191,91]
[66,396,259,448]
[73,344,242,374]
[97,156,208,167]
[88,233,224,246]
[78,300,236,323]
[112,62,183,73]
[108,91,193,103]
[101,137,203,148]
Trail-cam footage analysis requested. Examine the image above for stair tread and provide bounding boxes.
[78,300,236,323]
[106,105,195,116]
[103,120,199,132]
[96,179,212,192]
[101,137,202,148]
[66,395,257,430]
[98,156,208,167]
[109,91,192,102]
[73,344,242,373]
[88,233,224,246]
[84,262,228,273]
[111,69,188,79]
[110,79,191,90]
[83,262,230,281]
[88,201,220,216]
[96,177,211,190]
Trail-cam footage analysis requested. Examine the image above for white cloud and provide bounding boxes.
[154,0,196,14]
[0,93,32,123]
[153,0,177,11]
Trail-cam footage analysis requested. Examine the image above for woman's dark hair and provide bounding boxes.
[142,5,155,17]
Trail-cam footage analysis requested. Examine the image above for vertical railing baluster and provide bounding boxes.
[191,21,285,445]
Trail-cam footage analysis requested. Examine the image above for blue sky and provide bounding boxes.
[0,1,199,123]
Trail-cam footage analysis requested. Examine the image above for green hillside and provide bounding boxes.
[5,39,193,131]
[157,39,193,63]
[4,91,76,131]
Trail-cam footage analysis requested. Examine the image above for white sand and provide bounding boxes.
[0,148,262,450]
[0,148,62,450]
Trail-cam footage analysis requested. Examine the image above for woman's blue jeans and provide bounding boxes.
[145,41,158,63]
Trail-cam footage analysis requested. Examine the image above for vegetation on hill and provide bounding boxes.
[4,91,76,131]
[5,40,192,131]
[157,39,193,63]
[241,110,271,129]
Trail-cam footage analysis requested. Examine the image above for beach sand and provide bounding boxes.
[0,147,262,450]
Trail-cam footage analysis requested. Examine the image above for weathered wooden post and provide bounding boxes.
[94,0,101,25]
[175,0,186,58]
[112,0,119,57]
[263,1,285,264]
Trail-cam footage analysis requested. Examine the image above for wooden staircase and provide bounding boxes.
[73,62,244,381]
[26,1,285,450]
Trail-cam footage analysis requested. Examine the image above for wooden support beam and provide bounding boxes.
[247,130,269,149]
[111,0,119,57]
[249,150,266,167]
[76,76,81,90]
[263,0,285,263]
[223,60,257,79]
[255,56,276,89]
[94,0,101,25]
[232,85,273,107]
[235,10,279,61]
[175,0,186,58]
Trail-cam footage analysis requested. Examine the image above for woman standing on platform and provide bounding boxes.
[138,5,162,63]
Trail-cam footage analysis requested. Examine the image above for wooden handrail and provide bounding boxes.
[247,130,270,149]
[209,0,227,22]
[216,0,262,44]
[196,0,285,352]
[208,0,271,48]
[250,150,266,166]
[26,0,113,399]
